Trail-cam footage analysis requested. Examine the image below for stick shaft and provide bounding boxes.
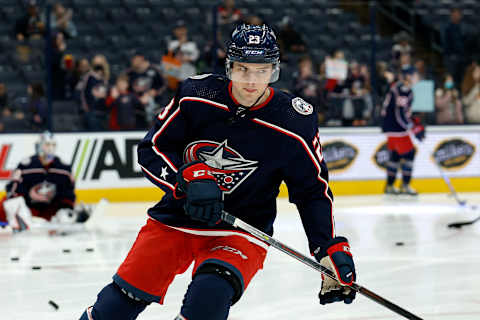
[222,211,423,320]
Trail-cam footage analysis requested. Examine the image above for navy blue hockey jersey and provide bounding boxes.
[6,155,76,212]
[137,74,335,254]
[381,81,413,136]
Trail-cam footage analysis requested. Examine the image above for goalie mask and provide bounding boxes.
[36,131,56,162]
[226,24,280,84]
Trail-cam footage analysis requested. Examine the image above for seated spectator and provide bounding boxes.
[344,62,373,126]
[218,0,242,26]
[292,56,327,124]
[392,31,413,68]
[435,74,463,124]
[15,0,45,41]
[167,20,200,65]
[462,65,480,124]
[107,74,145,130]
[79,54,110,131]
[46,2,77,39]
[126,51,165,125]
[0,83,11,117]
[244,15,263,26]
[27,82,48,131]
[277,16,307,61]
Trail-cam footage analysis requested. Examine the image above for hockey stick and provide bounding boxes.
[221,211,423,320]
[448,215,480,229]
[433,158,467,206]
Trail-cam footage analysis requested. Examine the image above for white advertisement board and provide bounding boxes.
[0,127,477,191]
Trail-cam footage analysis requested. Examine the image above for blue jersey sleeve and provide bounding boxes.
[137,85,188,193]
[281,117,335,255]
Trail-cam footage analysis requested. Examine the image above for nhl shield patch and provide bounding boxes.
[292,97,313,115]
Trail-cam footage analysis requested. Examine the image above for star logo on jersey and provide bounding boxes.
[183,140,258,194]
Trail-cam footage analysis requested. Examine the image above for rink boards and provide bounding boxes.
[0,126,478,202]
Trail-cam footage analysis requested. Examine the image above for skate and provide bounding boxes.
[384,185,400,195]
[399,184,418,196]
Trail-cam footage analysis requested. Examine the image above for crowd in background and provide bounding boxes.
[0,0,479,132]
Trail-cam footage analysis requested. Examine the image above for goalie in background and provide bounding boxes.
[0,131,90,232]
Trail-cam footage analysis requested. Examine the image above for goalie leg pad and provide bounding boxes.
[3,196,32,231]
[180,271,235,320]
[79,282,148,320]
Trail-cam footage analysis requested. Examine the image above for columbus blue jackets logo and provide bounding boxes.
[184,140,258,194]
[29,181,57,203]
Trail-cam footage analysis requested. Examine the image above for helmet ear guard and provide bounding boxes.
[226,24,281,83]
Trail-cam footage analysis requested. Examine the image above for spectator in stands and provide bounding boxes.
[462,65,480,124]
[107,74,145,130]
[443,8,468,88]
[27,82,48,131]
[15,0,45,41]
[80,54,110,131]
[218,0,242,26]
[277,16,307,61]
[168,20,200,65]
[244,15,263,26]
[344,61,372,126]
[414,58,432,80]
[435,74,463,124]
[46,2,77,39]
[127,51,165,125]
[51,31,68,100]
[0,83,10,117]
[392,31,412,68]
[293,56,327,124]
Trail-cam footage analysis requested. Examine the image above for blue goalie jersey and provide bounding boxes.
[137,74,335,253]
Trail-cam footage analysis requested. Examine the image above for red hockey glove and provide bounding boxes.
[411,116,425,142]
[315,236,356,305]
[176,161,223,226]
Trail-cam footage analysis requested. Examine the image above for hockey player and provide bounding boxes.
[79,24,356,320]
[0,131,89,232]
[381,67,425,196]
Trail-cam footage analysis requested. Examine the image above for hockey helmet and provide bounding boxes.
[36,131,56,162]
[226,24,280,83]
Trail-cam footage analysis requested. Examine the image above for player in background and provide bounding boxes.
[0,131,90,232]
[79,24,356,320]
[381,67,425,196]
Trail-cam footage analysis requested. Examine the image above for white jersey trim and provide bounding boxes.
[156,220,269,250]
[151,107,181,172]
[179,97,229,111]
[140,164,175,191]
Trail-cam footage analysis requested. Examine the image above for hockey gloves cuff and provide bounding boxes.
[316,236,356,305]
[411,116,425,142]
[176,161,223,226]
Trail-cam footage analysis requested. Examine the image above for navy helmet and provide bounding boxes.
[226,24,280,83]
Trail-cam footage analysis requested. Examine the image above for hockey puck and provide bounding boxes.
[62,249,71,253]
[32,266,42,270]
[85,248,94,252]
[10,256,19,261]
[48,300,59,310]
[395,242,405,246]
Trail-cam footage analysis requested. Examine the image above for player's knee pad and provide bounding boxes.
[194,263,243,305]
[79,282,148,320]
[3,196,32,231]
[180,271,236,320]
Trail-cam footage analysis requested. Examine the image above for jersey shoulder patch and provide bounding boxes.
[20,156,32,166]
[291,97,313,115]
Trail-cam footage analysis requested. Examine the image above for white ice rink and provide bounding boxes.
[1,193,480,320]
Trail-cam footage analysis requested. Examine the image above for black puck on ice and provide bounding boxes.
[62,249,71,253]
[85,248,94,252]
[48,300,59,310]
[32,266,42,270]
[395,242,405,246]
[10,256,19,261]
